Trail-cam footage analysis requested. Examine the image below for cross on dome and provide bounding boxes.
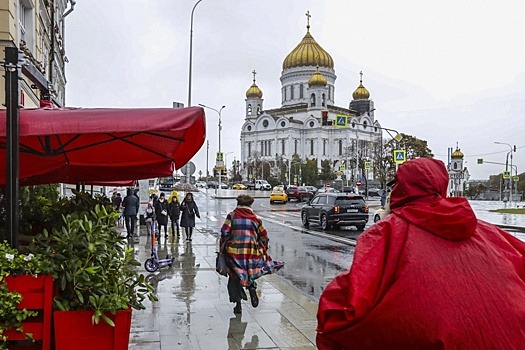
[305,10,311,31]
[252,69,257,83]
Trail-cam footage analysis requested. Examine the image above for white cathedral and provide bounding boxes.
[239,15,384,184]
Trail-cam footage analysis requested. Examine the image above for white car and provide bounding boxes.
[195,181,207,188]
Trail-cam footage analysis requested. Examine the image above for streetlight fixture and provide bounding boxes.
[199,104,225,192]
[494,141,516,204]
[188,0,204,107]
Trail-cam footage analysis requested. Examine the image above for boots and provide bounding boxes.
[233,302,242,315]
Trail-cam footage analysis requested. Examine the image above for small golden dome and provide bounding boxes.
[246,70,263,98]
[308,68,327,87]
[352,71,370,100]
[451,148,464,159]
[282,27,334,70]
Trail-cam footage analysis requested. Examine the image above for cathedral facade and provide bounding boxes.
[240,17,383,184]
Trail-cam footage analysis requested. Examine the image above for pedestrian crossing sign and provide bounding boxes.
[364,161,371,170]
[394,150,406,163]
[339,163,346,171]
[502,171,511,179]
[335,114,347,128]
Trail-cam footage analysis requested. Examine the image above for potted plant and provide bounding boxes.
[28,198,157,350]
[0,241,54,349]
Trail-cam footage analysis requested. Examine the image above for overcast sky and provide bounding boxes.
[65,0,525,180]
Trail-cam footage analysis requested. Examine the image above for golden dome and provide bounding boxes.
[451,147,464,159]
[308,68,327,87]
[282,28,334,70]
[246,70,263,98]
[352,71,370,100]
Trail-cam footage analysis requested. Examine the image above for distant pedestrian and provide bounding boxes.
[380,189,387,208]
[179,192,200,241]
[154,192,169,238]
[220,194,284,315]
[122,188,139,238]
[316,158,525,349]
[144,202,156,236]
[168,192,181,238]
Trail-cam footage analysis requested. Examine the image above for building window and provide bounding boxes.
[282,139,285,155]
[339,140,343,155]
[300,84,304,99]
[268,140,272,156]
[280,121,285,127]
[309,121,314,127]
[257,104,261,115]
[294,139,298,154]
[291,85,295,100]
[248,142,251,157]
[322,93,326,107]
[284,87,288,101]
[263,120,269,128]
[328,86,331,101]
[247,125,251,131]
[310,140,314,155]
[261,141,264,155]
[19,0,35,49]
[453,163,457,170]
[323,139,326,156]
[247,104,252,115]
[310,93,316,107]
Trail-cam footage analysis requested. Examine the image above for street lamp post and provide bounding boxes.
[199,104,225,193]
[494,141,516,204]
[188,0,204,107]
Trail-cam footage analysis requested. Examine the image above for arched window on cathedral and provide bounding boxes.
[322,93,326,107]
[300,84,304,99]
[328,86,331,101]
[323,139,327,156]
[247,104,252,115]
[453,162,458,170]
[294,139,298,154]
[339,140,343,155]
[248,142,251,157]
[261,141,264,155]
[284,87,288,101]
[282,88,285,103]
[291,85,295,100]
[310,93,316,107]
[257,104,261,115]
[310,139,314,156]
[282,139,285,155]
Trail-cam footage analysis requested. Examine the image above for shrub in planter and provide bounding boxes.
[29,203,157,325]
[0,242,54,348]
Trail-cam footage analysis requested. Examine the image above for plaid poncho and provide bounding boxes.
[220,207,273,287]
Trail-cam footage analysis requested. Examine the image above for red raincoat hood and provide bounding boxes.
[390,158,477,241]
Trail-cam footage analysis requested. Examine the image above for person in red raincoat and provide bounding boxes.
[316,157,525,349]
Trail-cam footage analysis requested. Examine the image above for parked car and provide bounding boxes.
[304,186,318,195]
[286,185,314,202]
[269,186,287,204]
[220,183,228,189]
[301,193,369,230]
[254,179,272,191]
[317,187,341,194]
[195,181,207,188]
[242,180,255,190]
[232,183,247,190]
[207,181,218,189]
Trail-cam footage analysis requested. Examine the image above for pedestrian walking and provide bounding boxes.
[316,158,525,349]
[144,202,156,236]
[168,192,181,238]
[219,194,284,315]
[179,192,200,241]
[121,188,139,238]
[154,192,169,239]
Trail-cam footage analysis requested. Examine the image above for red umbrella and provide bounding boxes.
[0,106,206,186]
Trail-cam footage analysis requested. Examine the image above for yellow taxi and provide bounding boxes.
[269,186,287,204]
[232,183,247,190]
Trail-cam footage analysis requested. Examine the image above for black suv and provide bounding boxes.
[301,193,369,230]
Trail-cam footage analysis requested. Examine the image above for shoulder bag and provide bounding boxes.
[216,212,234,276]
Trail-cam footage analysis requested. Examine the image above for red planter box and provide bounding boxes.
[4,275,53,350]
[53,308,132,350]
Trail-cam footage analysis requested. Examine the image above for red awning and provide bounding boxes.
[0,106,206,186]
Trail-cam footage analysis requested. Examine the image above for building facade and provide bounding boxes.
[1,0,74,108]
[239,18,383,185]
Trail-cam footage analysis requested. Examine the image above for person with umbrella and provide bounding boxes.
[179,192,200,241]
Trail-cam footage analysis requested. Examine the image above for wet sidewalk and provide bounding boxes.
[128,225,318,350]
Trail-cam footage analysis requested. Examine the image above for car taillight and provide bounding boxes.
[364,205,369,213]
[333,205,340,213]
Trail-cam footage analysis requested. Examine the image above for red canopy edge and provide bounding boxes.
[0,106,206,186]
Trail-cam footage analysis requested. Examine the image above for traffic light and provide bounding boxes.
[321,110,328,126]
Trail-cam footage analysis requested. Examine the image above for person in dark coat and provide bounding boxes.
[179,192,200,241]
[168,194,181,238]
[122,188,139,238]
[154,192,169,238]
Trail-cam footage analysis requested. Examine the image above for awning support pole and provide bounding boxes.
[4,47,21,248]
